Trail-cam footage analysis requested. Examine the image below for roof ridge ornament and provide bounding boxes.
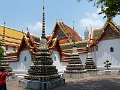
[73,21,74,29]
[26,27,29,33]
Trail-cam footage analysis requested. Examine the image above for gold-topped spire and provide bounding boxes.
[41,0,46,38]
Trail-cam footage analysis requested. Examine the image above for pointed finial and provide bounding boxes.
[56,19,58,23]
[41,0,46,38]
[73,21,74,29]
[4,16,6,25]
[22,30,23,33]
[26,27,30,33]
[2,16,6,45]
[61,18,63,22]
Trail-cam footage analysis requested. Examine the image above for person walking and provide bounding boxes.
[0,67,7,90]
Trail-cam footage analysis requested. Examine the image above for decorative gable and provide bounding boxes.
[102,25,120,40]
[49,22,82,45]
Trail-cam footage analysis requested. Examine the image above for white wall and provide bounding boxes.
[52,51,68,72]
[10,50,32,73]
[93,39,120,69]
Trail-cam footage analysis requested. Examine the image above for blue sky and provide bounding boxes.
[0,0,120,38]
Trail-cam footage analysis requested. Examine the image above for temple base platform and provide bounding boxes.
[86,69,98,76]
[19,78,65,90]
[63,70,88,79]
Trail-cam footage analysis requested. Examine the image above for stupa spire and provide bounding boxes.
[20,0,65,89]
[41,0,46,38]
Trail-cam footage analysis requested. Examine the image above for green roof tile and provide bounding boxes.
[61,42,87,50]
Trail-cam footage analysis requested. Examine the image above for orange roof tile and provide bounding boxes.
[48,22,82,45]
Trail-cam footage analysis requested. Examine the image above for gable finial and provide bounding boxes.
[56,19,58,23]
[26,27,30,33]
[61,18,63,23]
[2,16,7,45]
[73,20,74,29]
[41,0,46,38]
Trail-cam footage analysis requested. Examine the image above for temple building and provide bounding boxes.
[0,25,40,73]
[90,21,120,69]
[1,20,120,73]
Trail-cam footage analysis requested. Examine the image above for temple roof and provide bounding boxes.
[48,22,82,45]
[61,41,88,62]
[60,41,87,50]
[0,26,23,47]
[7,22,86,62]
[17,32,40,56]
[0,25,41,48]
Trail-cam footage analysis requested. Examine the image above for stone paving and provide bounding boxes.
[7,75,120,90]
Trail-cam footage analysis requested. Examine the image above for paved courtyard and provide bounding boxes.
[7,75,120,90]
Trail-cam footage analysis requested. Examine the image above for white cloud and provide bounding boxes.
[79,10,105,31]
[28,22,42,31]
[27,22,42,36]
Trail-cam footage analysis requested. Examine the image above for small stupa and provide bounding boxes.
[0,54,13,74]
[64,43,86,79]
[85,52,97,70]
[19,0,65,90]
[0,22,13,76]
[85,52,98,76]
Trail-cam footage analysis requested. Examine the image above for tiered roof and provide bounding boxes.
[48,22,82,45]
[14,22,87,62]
[0,26,23,47]
[17,32,40,56]
[47,22,85,62]
[0,26,40,62]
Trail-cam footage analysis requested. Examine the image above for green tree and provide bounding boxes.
[77,0,120,20]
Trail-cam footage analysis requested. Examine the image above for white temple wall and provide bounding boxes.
[93,39,120,69]
[52,51,68,72]
[10,50,32,73]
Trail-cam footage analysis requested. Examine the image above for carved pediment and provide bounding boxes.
[102,27,120,40]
